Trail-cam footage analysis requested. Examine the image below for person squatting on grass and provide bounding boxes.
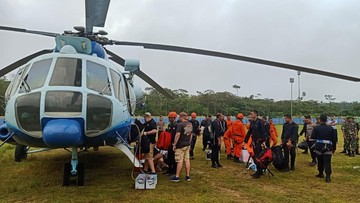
[170,112,193,182]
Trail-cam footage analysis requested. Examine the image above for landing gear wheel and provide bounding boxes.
[15,145,28,162]
[63,163,85,186]
[76,163,85,186]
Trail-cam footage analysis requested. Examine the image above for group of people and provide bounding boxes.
[137,110,354,183]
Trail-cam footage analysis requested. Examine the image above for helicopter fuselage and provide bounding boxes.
[1,43,138,149]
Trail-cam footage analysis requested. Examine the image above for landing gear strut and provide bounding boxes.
[63,147,84,186]
[15,145,28,162]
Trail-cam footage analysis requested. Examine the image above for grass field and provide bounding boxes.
[0,125,359,203]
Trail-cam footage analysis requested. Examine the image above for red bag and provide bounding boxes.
[157,131,172,150]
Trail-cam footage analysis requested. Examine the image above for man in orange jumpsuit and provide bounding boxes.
[224,113,246,163]
[224,115,234,159]
[269,118,278,147]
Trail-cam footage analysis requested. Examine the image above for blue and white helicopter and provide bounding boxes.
[0,0,359,186]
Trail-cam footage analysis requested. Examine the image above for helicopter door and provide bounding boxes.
[109,69,127,104]
[122,75,133,114]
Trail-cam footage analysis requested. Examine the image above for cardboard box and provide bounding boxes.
[135,174,157,190]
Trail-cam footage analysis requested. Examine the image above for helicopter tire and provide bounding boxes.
[15,145,28,162]
[63,163,71,186]
[76,163,85,186]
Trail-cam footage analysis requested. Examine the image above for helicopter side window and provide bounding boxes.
[86,94,112,135]
[49,58,82,86]
[15,92,41,134]
[45,91,82,116]
[19,59,52,93]
[109,69,126,103]
[86,61,111,96]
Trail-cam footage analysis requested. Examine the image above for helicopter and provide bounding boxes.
[0,0,359,186]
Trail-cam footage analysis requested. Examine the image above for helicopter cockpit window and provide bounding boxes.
[16,92,41,134]
[86,94,112,135]
[109,69,126,103]
[6,64,29,100]
[86,61,111,96]
[49,58,82,86]
[19,59,52,93]
[45,91,82,116]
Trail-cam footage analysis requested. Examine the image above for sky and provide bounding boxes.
[0,0,360,102]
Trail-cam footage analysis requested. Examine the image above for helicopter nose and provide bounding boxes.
[43,119,84,147]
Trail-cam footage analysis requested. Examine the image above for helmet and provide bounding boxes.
[168,111,177,118]
[237,113,244,119]
[191,112,197,118]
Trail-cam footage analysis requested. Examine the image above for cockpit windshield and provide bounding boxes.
[86,61,111,95]
[49,58,82,86]
[19,59,52,93]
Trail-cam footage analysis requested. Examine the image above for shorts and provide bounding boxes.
[175,146,190,163]
[144,143,155,159]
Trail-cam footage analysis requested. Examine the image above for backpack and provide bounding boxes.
[157,131,172,150]
[256,148,272,168]
[271,146,287,170]
[135,135,150,155]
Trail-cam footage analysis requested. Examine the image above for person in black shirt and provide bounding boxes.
[281,114,299,171]
[244,110,266,178]
[143,112,158,174]
[299,118,308,154]
[262,116,271,148]
[163,111,178,176]
[210,113,223,168]
[201,115,212,150]
[189,112,200,159]
[312,115,337,183]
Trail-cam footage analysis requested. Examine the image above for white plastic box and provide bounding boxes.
[135,174,157,189]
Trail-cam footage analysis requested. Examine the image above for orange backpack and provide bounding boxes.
[157,131,172,150]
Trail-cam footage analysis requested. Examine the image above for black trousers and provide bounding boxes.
[253,142,263,174]
[190,136,197,157]
[166,146,176,173]
[317,154,332,175]
[211,142,220,165]
[203,135,210,150]
[284,146,296,169]
[307,141,317,162]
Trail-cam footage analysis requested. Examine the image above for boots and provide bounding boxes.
[356,149,360,155]
[325,174,331,183]
[349,151,355,157]
[227,154,234,160]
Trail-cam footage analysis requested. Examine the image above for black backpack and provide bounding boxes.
[271,146,287,170]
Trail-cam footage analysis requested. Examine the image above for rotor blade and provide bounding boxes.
[0,25,58,37]
[85,0,111,34]
[105,49,174,99]
[111,41,360,82]
[134,70,174,99]
[0,49,53,77]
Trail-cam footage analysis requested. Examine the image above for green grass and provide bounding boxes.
[0,126,359,202]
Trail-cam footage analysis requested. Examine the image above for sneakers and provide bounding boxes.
[170,176,180,183]
[185,176,191,182]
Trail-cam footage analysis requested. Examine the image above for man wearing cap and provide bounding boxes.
[143,112,158,174]
[171,112,193,182]
[189,112,200,159]
[224,113,246,163]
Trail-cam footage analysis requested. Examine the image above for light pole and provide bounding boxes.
[297,71,301,101]
[290,78,294,117]
[233,84,240,96]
